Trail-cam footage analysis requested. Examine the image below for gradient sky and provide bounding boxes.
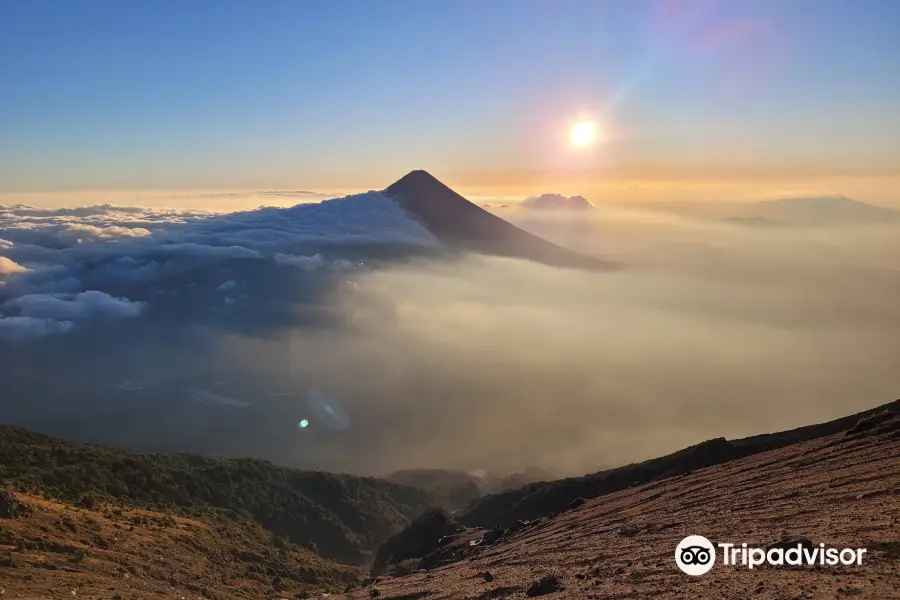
[2,0,899,195]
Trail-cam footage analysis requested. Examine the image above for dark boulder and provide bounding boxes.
[526,574,564,596]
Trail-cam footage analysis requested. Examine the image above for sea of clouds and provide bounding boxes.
[0,189,898,478]
[0,193,438,341]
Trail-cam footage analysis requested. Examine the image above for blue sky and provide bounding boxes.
[2,0,899,192]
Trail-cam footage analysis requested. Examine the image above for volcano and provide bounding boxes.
[385,170,610,270]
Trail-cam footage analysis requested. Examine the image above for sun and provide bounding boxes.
[569,120,597,148]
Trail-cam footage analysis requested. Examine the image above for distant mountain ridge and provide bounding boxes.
[458,399,900,528]
[521,193,595,210]
[384,469,483,511]
[385,170,610,269]
[721,215,784,227]
[737,194,899,225]
[382,467,556,511]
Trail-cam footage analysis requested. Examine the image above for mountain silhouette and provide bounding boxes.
[385,170,610,269]
[521,193,594,210]
[747,194,899,225]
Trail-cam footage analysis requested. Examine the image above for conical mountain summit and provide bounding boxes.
[385,170,609,270]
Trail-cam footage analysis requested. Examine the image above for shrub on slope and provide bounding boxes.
[0,425,431,565]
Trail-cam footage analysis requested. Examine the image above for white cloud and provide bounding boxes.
[274,253,326,271]
[0,316,74,342]
[58,224,152,242]
[0,191,438,341]
[145,243,262,260]
[0,257,30,275]
[330,259,355,271]
[274,253,363,272]
[5,290,146,321]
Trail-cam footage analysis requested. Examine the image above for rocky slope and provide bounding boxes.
[352,403,900,599]
[2,403,897,598]
[460,401,900,529]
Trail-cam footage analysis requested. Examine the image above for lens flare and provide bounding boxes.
[307,389,352,431]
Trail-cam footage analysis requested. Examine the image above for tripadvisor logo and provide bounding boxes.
[676,535,716,575]
[675,535,867,576]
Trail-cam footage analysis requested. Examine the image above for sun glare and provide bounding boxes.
[569,120,597,148]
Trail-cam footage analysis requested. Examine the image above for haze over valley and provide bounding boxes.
[2,2,899,597]
[2,175,897,479]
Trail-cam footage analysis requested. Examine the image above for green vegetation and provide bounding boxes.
[0,425,431,565]
[0,491,360,596]
[383,469,482,511]
[371,507,461,576]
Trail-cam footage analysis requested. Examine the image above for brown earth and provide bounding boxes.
[340,412,900,599]
[2,411,897,599]
[0,495,356,599]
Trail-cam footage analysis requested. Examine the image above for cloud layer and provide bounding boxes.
[0,193,437,339]
[0,190,898,481]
